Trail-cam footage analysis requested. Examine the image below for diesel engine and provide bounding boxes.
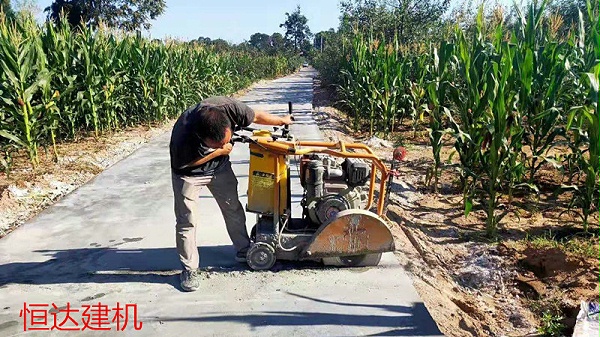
[299,154,371,227]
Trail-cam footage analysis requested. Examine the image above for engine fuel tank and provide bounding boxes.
[246,130,288,215]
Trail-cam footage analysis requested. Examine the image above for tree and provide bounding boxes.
[0,0,15,19]
[314,28,336,51]
[249,32,271,52]
[340,0,450,44]
[196,36,212,44]
[45,0,166,31]
[45,0,85,28]
[210,38,231,52]
[194,36,232,52]
[280,5,312,53]
[547,0,599,37]
[270,32,286,53]
[248,32,291,55]
[311,29,345,85]
[300,39,314,58]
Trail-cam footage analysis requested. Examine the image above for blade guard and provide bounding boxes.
[302,209,395,259]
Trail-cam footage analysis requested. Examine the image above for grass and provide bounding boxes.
[528,296,568,337]
[538,311,567,336]
[525,230,599,258]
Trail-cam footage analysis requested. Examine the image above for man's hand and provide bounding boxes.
[184,143,232,167]
[217,143,233,156]
[281,114,293,125]
[254,110,294,126]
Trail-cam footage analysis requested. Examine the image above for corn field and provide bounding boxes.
[0,14,301,172]
[315,0,599,235]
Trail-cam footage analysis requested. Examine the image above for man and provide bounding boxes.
[169,96,292,292]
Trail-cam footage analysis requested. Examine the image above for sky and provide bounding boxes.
[34,0,343,43]
[32,0,517,43]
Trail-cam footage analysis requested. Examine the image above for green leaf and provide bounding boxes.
[560,184,580,192]
[521,48,534,93]
[465,198,473,217]
[0,59,20,88]
[585,72,599,95]
[577,9,585,50]
[566,107,581,130]
[514,183,540,194]
[0,130,25,147]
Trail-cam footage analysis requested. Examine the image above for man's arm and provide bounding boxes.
[183,145,231,168]
[253,110,293,126]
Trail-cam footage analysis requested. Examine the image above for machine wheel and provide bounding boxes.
[246,243,276,271]
[322,253,382,267]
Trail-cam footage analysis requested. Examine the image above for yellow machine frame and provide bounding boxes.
[246,130,391,218]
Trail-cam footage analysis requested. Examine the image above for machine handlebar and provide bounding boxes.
[231,135,250,144]
[234,102,295,142]
[282,101,292,138]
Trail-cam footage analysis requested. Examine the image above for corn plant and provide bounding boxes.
[404,53,429,136]
[338,34,410,136]
[39,74,60,160]
[0,13,302,170]
[563,1,599,230]
[447,8,527,235]
[567,63,600,232]
[445,16,494,209]
[319,0,598,235]
[338,34,371,131]
[560,36,589,186]
[513,0,570,183]
[479,39,525,237]
[423,41,453,192]
[0,16,50,167]
[40,20,78,140]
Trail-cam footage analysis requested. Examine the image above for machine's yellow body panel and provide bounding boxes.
[246,131,288,215]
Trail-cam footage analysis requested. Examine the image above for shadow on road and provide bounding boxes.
[0,245,258,289]
[157,292,442,336]
[0,245,343,288]
[0,245,443,335]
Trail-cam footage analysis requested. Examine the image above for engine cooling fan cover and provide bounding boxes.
[316,195,351,224]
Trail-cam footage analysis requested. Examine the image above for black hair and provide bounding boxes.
[197,106,231,142]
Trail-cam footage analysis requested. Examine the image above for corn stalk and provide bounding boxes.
[423,41,453,192]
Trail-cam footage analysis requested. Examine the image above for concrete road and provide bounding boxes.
[0,69,443,337]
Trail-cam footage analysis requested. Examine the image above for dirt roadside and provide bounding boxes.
[312,77,599,337]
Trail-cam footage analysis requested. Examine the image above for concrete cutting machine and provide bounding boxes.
[232,103,405,271]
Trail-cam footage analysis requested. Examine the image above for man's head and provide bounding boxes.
[198,106,232,148]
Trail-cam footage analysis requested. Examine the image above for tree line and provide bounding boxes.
[0,1,316,57]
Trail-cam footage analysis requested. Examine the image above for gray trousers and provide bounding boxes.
[171,161,250,271]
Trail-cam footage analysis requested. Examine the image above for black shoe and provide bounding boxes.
[235,250,247,263]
